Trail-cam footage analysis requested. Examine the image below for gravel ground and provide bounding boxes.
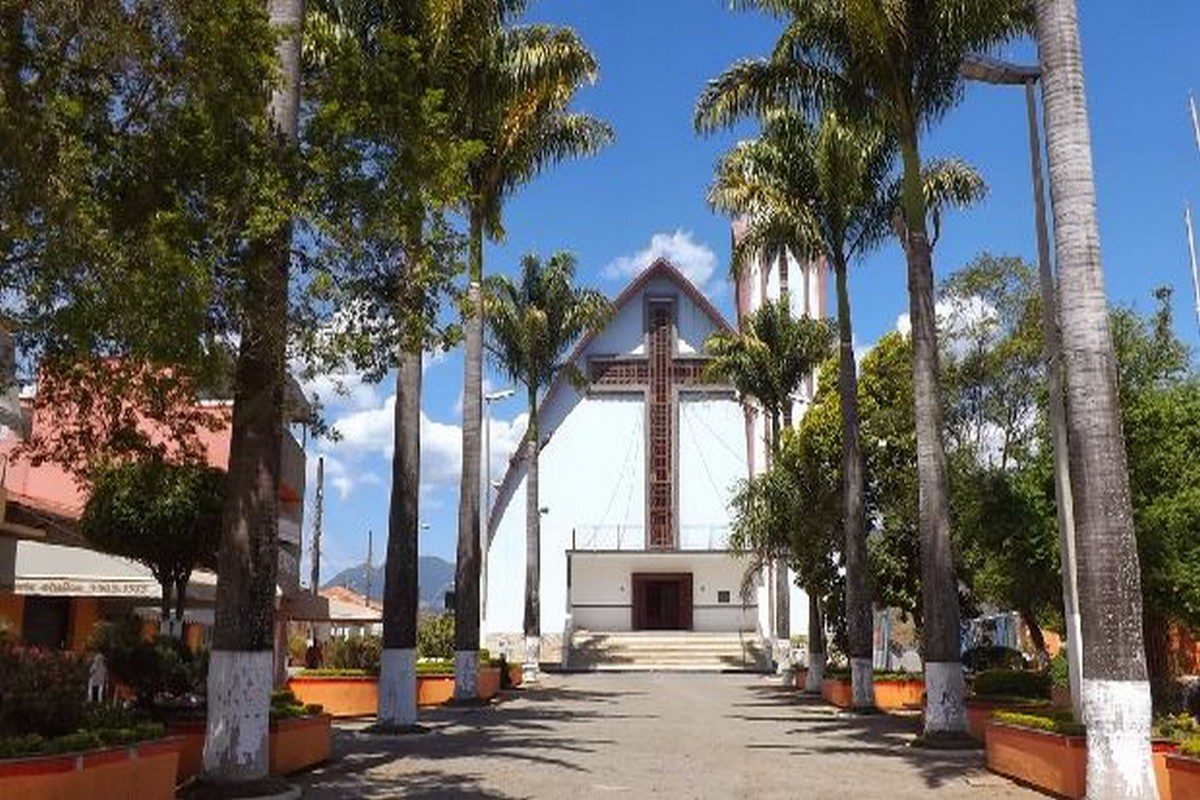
[293,672,1038,799]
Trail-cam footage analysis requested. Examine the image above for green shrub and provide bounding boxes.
[417,613,454,660]
[323,635,381,674]
[0,722,164,760]
[90,618,207,707]
[1182,736,1200,758]
[973,669,1051,700]
[0,638,91,737]
[962,646,1027,673]
[296,668,372,678]
[416,659,454,676]
[993,709,1084,737]
[1049,650,1070,689]
[1154,713,1200,743]
[823,667,921,682]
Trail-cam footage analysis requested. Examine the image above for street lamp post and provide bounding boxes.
[481,388,515,623]
[962,53,1083,720]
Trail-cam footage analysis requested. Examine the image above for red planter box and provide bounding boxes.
[986,721,1087,799]
[1164,750,1200,800]
[168,714,332,784]
[0,737,181,800]
[965,698,1052,742]
[822,676,925,710]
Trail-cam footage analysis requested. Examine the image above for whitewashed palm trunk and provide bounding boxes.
[522,398,542,682]
[1035,1,1157,795]
[202,0,303,782]
[379,349,422,728]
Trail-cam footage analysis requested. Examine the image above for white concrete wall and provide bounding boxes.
[678,394,746,545]
[570,553,758,632]
[484,394,646,639]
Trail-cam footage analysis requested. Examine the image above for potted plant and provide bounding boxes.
[821,667,924,710]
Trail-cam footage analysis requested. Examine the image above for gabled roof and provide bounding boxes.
[486,258,732,538]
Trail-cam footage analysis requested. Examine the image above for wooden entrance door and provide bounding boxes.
[631,573,693,631]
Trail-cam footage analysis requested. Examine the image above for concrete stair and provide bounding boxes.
[567,630,769,672]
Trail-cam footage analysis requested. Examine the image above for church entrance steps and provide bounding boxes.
[567,630,770,673]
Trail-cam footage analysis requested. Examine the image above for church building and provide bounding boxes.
[483,234,825,668]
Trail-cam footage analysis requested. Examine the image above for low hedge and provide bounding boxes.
[270,689,323,720]
[1155,713,1200,743]
[972,669,1051,700]
[823,667,922,682]
[0,722,165,760]
[1182,736,1200,758]
[295,668,373,678]
[993,709,1085,737]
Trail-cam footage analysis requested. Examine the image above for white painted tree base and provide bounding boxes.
[804,652,825,693]
[1082,679,1159,799]
[202,650,272,782]
[454,650,479,701]
[923,661,967,735]
[523,635,541,684]
[851,657,876,709]
[378,648,417,727]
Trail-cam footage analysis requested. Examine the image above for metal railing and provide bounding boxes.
[571,524,731,552]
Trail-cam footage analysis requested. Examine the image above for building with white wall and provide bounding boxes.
[483,246,825,665]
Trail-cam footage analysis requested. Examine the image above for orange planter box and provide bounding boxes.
[873,678,925,710]
[508,663,523,688]
[965,698,1052,742]
[821,677,923,710]
[0,737,181,800]
[986,721,1086,799]
[821,678,852,708]
[269,714,332,776]
[793,668,808,690]
[1165,751,1200,800]
[288,675,379,718]
[168,715,332,784]
[417,666,502,706]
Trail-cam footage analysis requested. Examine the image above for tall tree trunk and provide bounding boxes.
[834,257,874,710]
[1036,8,1156,793]
[378,348,421,728]
[454,210,484,701]
[1019,607,1049,667]
[899,135,966,738]
[201,0,301,782]
[803,594,825,692]
[767,408,789,658]
[522,390,541,680]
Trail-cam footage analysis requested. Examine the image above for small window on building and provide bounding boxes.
[22,596,70,650]
[717,590,731,604]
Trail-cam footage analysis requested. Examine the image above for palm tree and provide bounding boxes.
[485,252,610,681]
[202,0,304,783]
[302,0,481,727]
[453,18,612,698]
[695,0,1026,738]
[706,299,834,680]
[709,109,983,709]
[1033,1,1156,793]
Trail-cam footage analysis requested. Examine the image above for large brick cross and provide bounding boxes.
[588,300,711,549]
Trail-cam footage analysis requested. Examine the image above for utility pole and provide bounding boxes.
[1186,206,1200,335]
[960,54,1083,718]
[365,529,373,603]
[310,456,324,594]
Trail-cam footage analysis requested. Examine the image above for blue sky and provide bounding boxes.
[303,0,1200,581]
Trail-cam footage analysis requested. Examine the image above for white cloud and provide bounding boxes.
[603,230,719,292]
[319,392,528,496]
[895,296,996,339]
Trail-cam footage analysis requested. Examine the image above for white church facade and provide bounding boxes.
[482,239,825,666]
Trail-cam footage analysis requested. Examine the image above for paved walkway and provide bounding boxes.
[295,673,1038,799]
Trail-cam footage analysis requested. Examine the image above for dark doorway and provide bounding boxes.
[631,573,693,630]
[22,596,70,649]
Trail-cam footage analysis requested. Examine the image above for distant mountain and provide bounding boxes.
[323,555,455,610]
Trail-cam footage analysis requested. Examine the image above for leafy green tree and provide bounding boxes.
[301,0,476,728]
[485,252,609,678]
[697,0,1028,737]
[454,12,612,696]
[708,299,834,663]
[82,459,224,630]
[706,108,981,708]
